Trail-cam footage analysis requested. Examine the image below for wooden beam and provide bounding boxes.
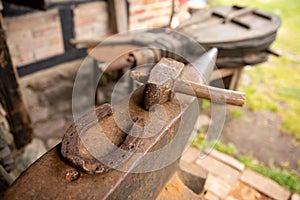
[0,25,32,149]
[108,0,128,33]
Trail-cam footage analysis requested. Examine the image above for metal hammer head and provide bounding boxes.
[143,58,185,110]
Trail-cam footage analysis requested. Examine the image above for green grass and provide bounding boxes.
[215,0,300,139]
[192,136,300,193]
[230,109,243,119]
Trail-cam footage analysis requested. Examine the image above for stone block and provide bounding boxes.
[22,87,38,108]
[241,169,291,200]
[181,147,200,164]
[291,193,300,200]
[29,105,49,124]
[42,81,73,105]
[205,149,245,172]
[196,155,240,186]
[204,173,232,198]
[204,191,220,200]
[227,181,270,200]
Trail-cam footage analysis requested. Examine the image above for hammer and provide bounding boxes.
[130,53,246,110]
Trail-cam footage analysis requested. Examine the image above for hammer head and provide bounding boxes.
[143,58,185,110]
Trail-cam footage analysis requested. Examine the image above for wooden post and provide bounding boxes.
[108,0,128,33]
[0,24,32,149]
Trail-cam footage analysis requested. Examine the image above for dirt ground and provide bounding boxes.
[219,108,300,174]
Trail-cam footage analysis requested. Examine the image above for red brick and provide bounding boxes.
[6,30,33,43]
[17,38,49,52]
[74,16,98,27]
[93,24,108,34]
[4,9,59,31]
[138,15,154,22]
[6,17,46,31]
[33,44,64,60]
[50,36,63,45]
[19,52,35,65]
[73,2,107,16]
[132,8,146,15]
[95,14,108,23]
[32,22,62,38]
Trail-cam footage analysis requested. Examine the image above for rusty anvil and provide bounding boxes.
[3,49,245,199]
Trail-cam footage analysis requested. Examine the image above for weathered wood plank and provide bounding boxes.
[0,25,32,148]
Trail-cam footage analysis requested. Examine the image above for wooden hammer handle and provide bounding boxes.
[174,79,246,107]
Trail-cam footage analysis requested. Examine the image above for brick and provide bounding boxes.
[19,51,35,66]
[74,16,98,27]
[32,22,62,38]
[95,14,109,22]
[73,2,107,16]
[204,173,233,198]
[33,43,64,60]
[137,15,154,22]
[227,181,271,200]
[75,24,94,36]
[180,160,207,178]
[6,30,33,43]
[50,36,63,45]
[4,9,58,31]
[204,191,220,200]
[17,38,49,51]
[5,17,46,31]
[196,155,240,185]
[241,169,291,200]
[205,149,245,172]
[93,24,108,38]
[291,193,300,200]
[181,147,200,163]
[132,8,146,15]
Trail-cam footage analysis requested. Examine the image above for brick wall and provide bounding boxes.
[129,0,174,30]
[3,0,176,67]
[3,1,109,67]
[73,2,109,40]
[3,9,64,67]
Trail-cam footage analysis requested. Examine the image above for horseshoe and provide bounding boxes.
[61,103,145,174]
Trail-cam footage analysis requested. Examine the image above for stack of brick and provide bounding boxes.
[181,147,293,200]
